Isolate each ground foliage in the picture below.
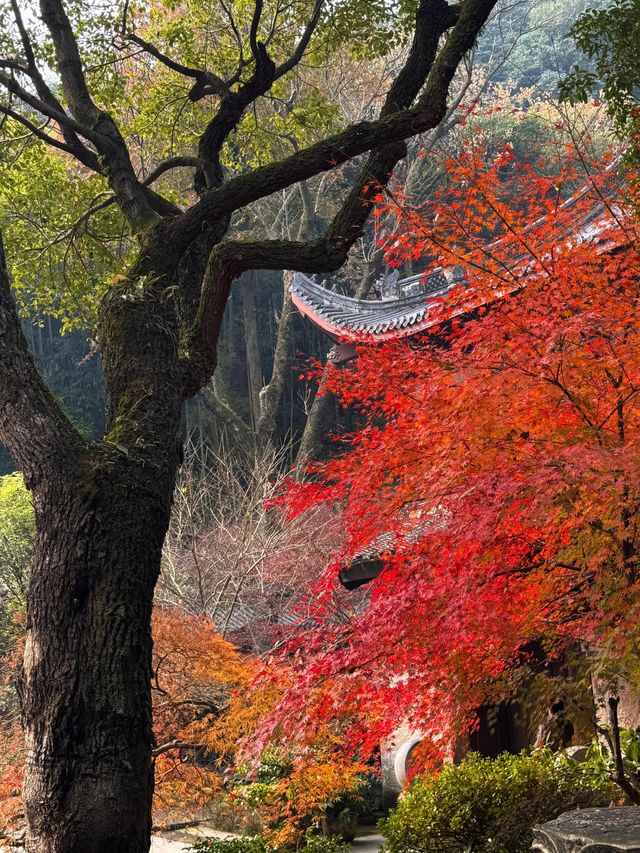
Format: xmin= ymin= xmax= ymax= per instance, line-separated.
xmin=266 ymin=137 xmax=640 ymax=764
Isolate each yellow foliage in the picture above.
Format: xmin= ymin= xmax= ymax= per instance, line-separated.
xmin=202 ymin=673 xmax=287 ymax=761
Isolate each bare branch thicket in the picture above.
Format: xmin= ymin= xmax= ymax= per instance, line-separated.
xmin=158 ymin=438 xmax=346 ymax=651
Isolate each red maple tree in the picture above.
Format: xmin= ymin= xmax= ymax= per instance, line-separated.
xmin=266 ymin=142 xmax=640 ymax=763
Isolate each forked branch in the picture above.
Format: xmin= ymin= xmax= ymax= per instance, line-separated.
xmin=172 ymin=0 xmax=497 ymax=245
xmin=182 ymin=0 xmax=494 ymax=388
xmin=35 ymin=0 xmax=166 ymax=228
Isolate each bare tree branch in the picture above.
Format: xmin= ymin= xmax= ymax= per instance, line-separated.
xmin=39 ymin=0 xmax=105 ymax=127
xmin=0 ymin=69 xmax=102 ymax=147
xmin=6 ymin=0 xmax=103 ymax=171
xmin=117 ymin=31 xmax=231 ymax=100
xmin=0 ymin=105 xmax=87 ymax=158
xmin=608 ymin=695 xmax=640 ymax=804
xmin=38 ymin=0 xmax=161 ymax=228
xmin=249 ymin=0 xmax=265 ymax=62
xmin=273 ymin=0 xmax=323 ymax=79
xmin=143 ymin=156 xmax=204 ymax=187
xmin=10 ymin=0 xmax=38 ymax=69
xmin=0 ymin=58 xmax=28 ymax=72
xmin=119 ymin=0 xmax=316 ymax=111
xmin=151 ymin=740 xmax=204 ymax=758
xmin=183 ymin=0 xmax=322 ymax=190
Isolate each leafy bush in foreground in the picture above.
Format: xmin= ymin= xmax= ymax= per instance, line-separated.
xmin=190 ymin=831 xmax=350 ymax=853
xmin=302 ymin=835 xmax=350 ymax=853
xmin=190 ymin=838 xmax=267 ymax=853
xmin=380 ymin=748 xmax=612 ymax=853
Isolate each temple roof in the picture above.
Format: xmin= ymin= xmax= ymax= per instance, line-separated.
xmin=290 ymin=165 xmax=623 ymax=346
xmin=290 ymin=266 xmax=467 ymax=342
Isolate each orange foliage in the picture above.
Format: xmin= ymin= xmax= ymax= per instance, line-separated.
xmin=0 ymin=729 xmax=23 ymax=831
xmin=151 ymin=607 xmax=254 ymax=818
xmin=265 ymin=758 xmax=366 ymax=849
xmin=150 ymin=606 xmax=362 ymax=842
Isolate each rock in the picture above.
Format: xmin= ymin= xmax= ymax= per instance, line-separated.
xmin=532 ymin=807 xmax=640 ymax=853
xmin=563 ymin=744 xmax=591 ymax=763
xmin=151 ymin=829 xmax=240 ymax=851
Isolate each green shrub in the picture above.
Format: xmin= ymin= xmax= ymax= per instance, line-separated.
xmin=0 ymin=472 xmax=33 ymax=676
xmin=256 ymin=750 xmax=293 ymax=784
xmin=190 ymin=838 xmax=267 ymax=853
xmin=586 ymin=727 xmax=640 ymax=793
xmin=380 ymin=748 xmax=613 ymax=853
xmin=325 ymin=770 xmax=384 ymax=824
xmin=302 ymin=835 xmax=350 ymax=853
xmin=235 ymin=781 xmax=278 ymax=808
xmin=0 ymin=472 xmax=33 ymax=608
xmin=189 ymin=832 xmax=350 ymax=853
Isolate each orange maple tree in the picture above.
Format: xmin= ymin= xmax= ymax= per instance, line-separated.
xmin=150 ymin=607 xmax=263 ymax=820
xmin=267 ymin=140 xmax=640 ymax=763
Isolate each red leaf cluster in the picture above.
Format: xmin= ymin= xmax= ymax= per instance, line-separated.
xmin=270 ymin=143 xmax=640 ymax=761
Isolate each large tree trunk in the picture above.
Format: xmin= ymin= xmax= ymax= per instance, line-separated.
xmin=22 ymin=453 xmax=177 ymax=852
xmin=1 ymin=229 xmax=185 ymax=851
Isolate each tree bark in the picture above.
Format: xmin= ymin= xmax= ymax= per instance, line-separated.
xmin=1 ymin=231 xmax=184 ymax=852
xmin=240 ymin=272 xmax=264 ymax=432
xmin=199 ymin=379 xmax=254 ymax=454
xmin=256 ymin=272 xmax=295 ymax=449
xmin=22 ymin=452 xmax=177 ymax=852
xmin=256 ymin=181 xmax=323 ymax=450
xmin=295 ymin=363 xmax=334 ymax=471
